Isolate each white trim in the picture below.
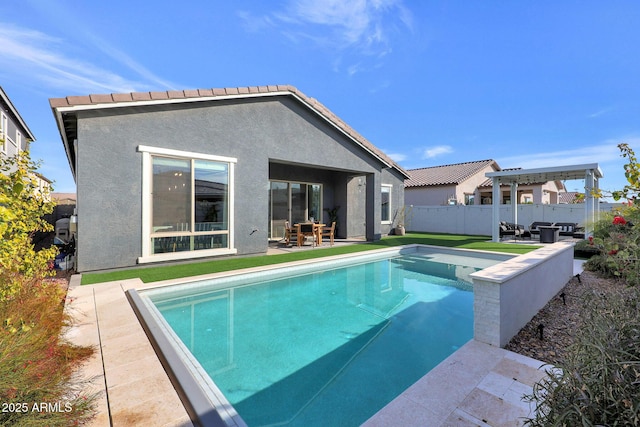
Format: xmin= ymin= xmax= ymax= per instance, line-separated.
xmin=141 ymin=151 xmax=152 ymax=257
xmin=228 ymin=162 xmax=235 ymax=250
xmin=55 ymin=92 xmax=291 ymax=114
xmin=0 ymin=112 xmax=6 ymax=154
xmin=381 ymin=184 xmax=393 ymax=224
xmin=137 ymin=145 xmax=237 ymax=164
xmin=138 ymin=248 xmax=238 ymax=264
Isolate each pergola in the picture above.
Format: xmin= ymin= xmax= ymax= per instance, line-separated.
xmin=486 ymin=163 xmax=604 ymax=242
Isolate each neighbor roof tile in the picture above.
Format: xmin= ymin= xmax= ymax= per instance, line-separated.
xmin=406 ymin=160 xmax=499 ymax=187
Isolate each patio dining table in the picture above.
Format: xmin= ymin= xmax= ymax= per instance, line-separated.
xmin=295 ymin=222 xmax=326 ymax=245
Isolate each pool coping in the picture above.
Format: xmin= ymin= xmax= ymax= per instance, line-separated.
xmin=66 ymin=245 xmax=554 ymax=426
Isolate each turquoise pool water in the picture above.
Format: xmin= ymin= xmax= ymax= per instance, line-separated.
xmin=148 ymin=250 xmax=501 ymax=426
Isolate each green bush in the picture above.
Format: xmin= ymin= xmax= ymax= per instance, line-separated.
xmin=585 ymin=206 xmax=640 ymax=286
xmin=0 ymin=151 xmax=57 ymax=300
xmin=524 ymin=287 xmax=640 ymax=426
xmin=584 ymin=143 xmax=640 ymax=286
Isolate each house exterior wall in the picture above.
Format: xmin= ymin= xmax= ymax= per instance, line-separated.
xmin=405 ymin=185 xmax=456 ymax=206
xmin=74 ymin=96 xmax=404 ymax=271
xmin=1 ymin=106 xmax=30 ymax=160
xmin=405 ymin=164 xmax=498 ymax=206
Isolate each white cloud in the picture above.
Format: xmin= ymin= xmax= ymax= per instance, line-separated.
xmin=0 ymin=23 xmax=174 ymax=94
xmin=422 ymin=145 xmax=453 ymax=159
xmin=588 ymin=106 xmax=614 ymax=118
xmin=239 ymin=0 xmax=413 ymax=73
xmin=495 ymin=143 xmax=626 ymax=170
xmin=384 ymin=151 xmax=407 ymax=162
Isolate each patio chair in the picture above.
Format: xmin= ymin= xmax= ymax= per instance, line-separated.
xmin=320 ymin=221 xmax=336 ymax=246
xmin=553 ymin=222 xmax=584 ymax=238
xmin=284 ymin=221 xmax=299 ymax=246
xmin=298 ymin=223 xmax=317 ymax=247
xmin=529 ymin=222 xmax=553 ymax=239
xmin=499 ymin=221 xmax=524 ymax=239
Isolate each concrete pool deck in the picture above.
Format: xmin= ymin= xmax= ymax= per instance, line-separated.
xmin=66 ymin=272 xmax=554 ymax=426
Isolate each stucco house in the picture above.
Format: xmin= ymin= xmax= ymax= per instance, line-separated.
xmin=1 ymin=86 xmax=34 ymax=161
xmin=1 ymin=86 xmax=52 ymax=198
xmin=0 ymin=86 xmax=36 ymax=157
xmin=405 ymin=160 xmax=500 ymax=206
xmin=405 ymin=159 xmax=566 ymax=206
xmin=50 ymin=85 xmax=408 ymax=272
xmin=476 ymin=172 xmax=565 ymax=205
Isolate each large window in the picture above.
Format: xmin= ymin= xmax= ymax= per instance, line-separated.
xmin=381 ymin=184 xmax=392 ymax=223
xmin=139 ymin=146 xmax=237 ymax=263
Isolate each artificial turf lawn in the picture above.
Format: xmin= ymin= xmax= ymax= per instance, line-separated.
xmin=80 ymin=232 xmax=539 ymax=285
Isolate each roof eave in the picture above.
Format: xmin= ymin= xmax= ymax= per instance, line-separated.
xmin=0 ymin=86 xmax=36 ymax=142
xmin=50 ymin=87 xmax=410 ymax=179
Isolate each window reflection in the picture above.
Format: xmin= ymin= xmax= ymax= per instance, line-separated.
xmin=151 ymin=156 xmax=230 ymax=254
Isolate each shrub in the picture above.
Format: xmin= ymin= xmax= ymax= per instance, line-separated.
xmin=0 ymin=151 xmax=96 ymax=424
xmin=584 ymin=143 xmax=640 ymax=286
xmin=0 ymin=151 xmax=57 ymax=300
xmin=0 ymin=275 xmax=96 ymax=426
xmin=585 ymin=206 xmax=640 ymax=286
xmin=524 ymin=287 xmax=640 ymax=426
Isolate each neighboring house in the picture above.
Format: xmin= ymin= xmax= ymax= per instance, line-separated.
xmin=477 ymin=172 xmax=565 ymax=204
xmin=1 ymin=86 xmax=35 ymax=161
xmin=558 ymin=191 xmax=583 ymax=204
xmin=1 ymin=86 xmax=52 ymax=194
xmin=405 ymin=160 xmax=500 ymax=206
xmin=50 ymin=85 xmax=408 ymax=272
xmin=405 ymin=160 xmax=566 ymax=206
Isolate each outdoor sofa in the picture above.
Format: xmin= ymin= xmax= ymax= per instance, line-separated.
xmin=499 ymin=221 xmax=525 ymax=239
xmin=528 ymin=222 xmax=553 ymax=239
xmin=528 ymin=221 xmax=585 ymax=240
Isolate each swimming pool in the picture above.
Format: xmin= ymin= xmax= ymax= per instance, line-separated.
xmin=129 ymin=246 xmax=512 ymax=426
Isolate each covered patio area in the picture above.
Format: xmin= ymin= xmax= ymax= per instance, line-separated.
xmin=486 ymin=163 xmax=604 ymax=242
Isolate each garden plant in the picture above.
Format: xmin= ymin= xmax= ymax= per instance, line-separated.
xmin=525 ymin=143 xmax=640 ymax=426
xmin=0 ymin=151 xmax=96 ymax=426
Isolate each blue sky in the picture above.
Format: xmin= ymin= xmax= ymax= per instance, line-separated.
xmin=1 ymin=1 xmax=639 ymax=195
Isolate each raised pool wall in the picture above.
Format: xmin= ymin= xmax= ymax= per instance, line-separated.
xmin=470 ymin=241 xmax=575 ymax=347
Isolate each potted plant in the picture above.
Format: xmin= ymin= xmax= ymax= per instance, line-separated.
xmin=394 ymin=206 xmax=407 ymax=236
xmin=324 ymin=206 xmax=340 ymax=236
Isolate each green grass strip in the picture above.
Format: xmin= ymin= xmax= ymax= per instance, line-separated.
xmin=80 ymin=233 xmax=539 ymax=285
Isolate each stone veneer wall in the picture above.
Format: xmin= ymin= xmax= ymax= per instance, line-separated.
xmin=471 ymin=242 xmax=575 ymax=347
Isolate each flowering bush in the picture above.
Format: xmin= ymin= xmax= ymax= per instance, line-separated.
xmin=584 ymin=145 xmax=640 ymax=285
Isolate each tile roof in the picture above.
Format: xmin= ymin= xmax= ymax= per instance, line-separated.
xmin=405 ymin=159 xmax=498 ymax=187
xmin=559 ymin=191 xmax=583 ymax=203
xmin=50 ymin=85 xmax=408 ymax=179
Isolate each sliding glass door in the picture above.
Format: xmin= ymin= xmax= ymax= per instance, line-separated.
xmin=269 ymin=181 xmax=322 ymax=239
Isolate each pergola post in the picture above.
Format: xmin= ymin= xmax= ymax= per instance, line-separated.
xmin=585 ymin=169 xmax=596 ymax=237
xmin=492 ymin=177 xmax=501 ymax=242
xmin=510 ymin=182 xmax=518 ymax=228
